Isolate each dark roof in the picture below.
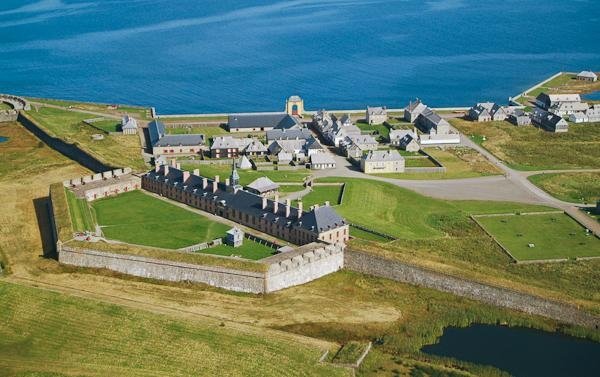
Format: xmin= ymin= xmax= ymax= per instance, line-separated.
xmin=154 ymin=134 xmax=204 ymax=147
xmin=266 ymin=128 xmax=312 ymax=141
xmin=148 ymin=120 xmax=166 ymax=145
xmin=227 ymin=113 xmax=301 ymax=130
xmin=146 ymin=166 xmax=346 ymax=235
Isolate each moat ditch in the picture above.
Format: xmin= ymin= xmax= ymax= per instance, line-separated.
xmin=421 ymin=323 xmax=600 ymax=377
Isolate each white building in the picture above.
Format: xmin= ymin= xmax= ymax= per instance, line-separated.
xmin=310 ymin=153 xmax=336 ymax=170
xmin=360 ymin=150 xmax=405 ymax=174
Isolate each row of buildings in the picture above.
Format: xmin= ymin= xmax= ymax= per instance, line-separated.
xmin=142 ymin=162 xmax=349 ymax=246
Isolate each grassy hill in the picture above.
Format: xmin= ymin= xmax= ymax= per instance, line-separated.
xmin=0 ymin=281 xmax=347 ymax=377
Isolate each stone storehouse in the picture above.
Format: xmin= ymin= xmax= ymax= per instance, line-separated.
xmin=340 ymin=134 xmax=378 ymax=158
xmin=532 ymin=108 xmax=569 ymax=133
xmin=64 ymin=168 xmax=140 ymax=201
xmin=266 ymin=128 xmax=312 ymax=142
xmin=468 ymin=102 xmax=508 ymax=122
xmin=227 ymin=113 xmax=302 ymax=132
xmin=225 ymin=227 xmax=244 ymax=247
xmin=142 ymin=163 xmax=349 ymax=246
xmin=508 ymin=109 xmax=532 ymax=126
xmin=576 ymin=71 xmax=598 ymax=82
xmin=310 ymin=153 xmax=336 ymax=170
xmin=360 ymin=150 xmax=405 ymax=174
xmin=535 ymin=93 xmax=584 ymax=112
xmin=211 ymin=136 xmax=267 ymax=158
xmin=404 ymin=100 xmax=428 ymax=123
xmin=121 ymin=115 xmax=138 ymax=135
xmin=148 ymin=120 xmax=205 ymax=158
xmin=569 ymin=105 xmax=600 ymax=123
xmin=389 ymin=129 xmax=420 ymax=152
xmin=366 ymin=106 xmax=388 ymax=125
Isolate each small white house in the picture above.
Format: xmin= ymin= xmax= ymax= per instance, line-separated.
xmin=576 ymin=71 xmax=598 ymax=82
xmin=310 ymin=153 xmax=336 ymax=170
xmin=121 ymin=115 xmax=138 ymax=135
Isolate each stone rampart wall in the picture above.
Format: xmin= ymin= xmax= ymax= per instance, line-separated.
xmin=0 ymin=111 xmax=18 ymax=122
xmin=265 ymin=244 xmax=344 ymax=292
xmin=59 ymin=245 xmax=267 ymax=293
xmin=344 ymin=249 xmax=599 ymax=328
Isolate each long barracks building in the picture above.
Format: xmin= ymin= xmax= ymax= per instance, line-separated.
xmin=142 ymin=163 xmax=349 ymax=246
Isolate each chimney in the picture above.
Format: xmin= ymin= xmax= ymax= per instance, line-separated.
xmin=176 ymin=162 xmax=181 ymax=170
xmin=183 ymin=171 xmax=190 ymax=181
xmin=155 ymin=163 xmax=160 ymax=173
xmin=225 ymin=178 xmax=230 ymax=186
xmin=262 ymin=196 xmax=267 ymax=210
xmin=193 ymin=168 xmax=200 ymax=176
xmin=202 ymin=177 xmax=208 ymax=189
xmin=273 ymin=193 xmax=279 ymax=214
xmin=285 ymin=199 xmax=291 ymax=218
xmin=171 ymin=159 xmax=177 ymax=168
xmin=297 ymin=200 xmax=303 ymax=219
xmin=213 ymin=175 xmax=219 ymax=193
xmin=324 ymin=201 xmax=330 ymax=206
xmin=164 ymin=165 xmax=169 ymax=175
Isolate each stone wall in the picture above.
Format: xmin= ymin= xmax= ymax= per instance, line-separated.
xmin=345 ymin=249 xmax=600 ymax=328
xmin=264 ymin=244 xmax=344 ymax=292
xmin=57 ymin=241 xmax=344 ymax=294
xmin=59 ymin=245 xmax=267 ymax=293
xmin=0 ymin=111 xmax=18 ymax=122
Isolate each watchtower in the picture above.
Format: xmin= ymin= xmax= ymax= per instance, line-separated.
xmin=286 ymin=95 xmax=304 ymax=117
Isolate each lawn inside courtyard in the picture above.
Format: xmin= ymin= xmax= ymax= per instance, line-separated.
xmin=475 ymin=213 xmax=600 ymax=261
xmin=90 ymin=190 xmax=275 ymax=259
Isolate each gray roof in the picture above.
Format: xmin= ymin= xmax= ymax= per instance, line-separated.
xmin=306 ymin=137 xmax=324 ymax=150
xmin=211 ymin=136 xmax=252 ymax=150
xmin=577 ymin=71 xmax=597 ymax=78
xmin=266 ymin=128 xmax=312 ymax=141
xmin=148 ymin=120 xmax=166 ymax=145
xmin=121 ymin=115 xmax=137 ymax=130
xmin=367 ymin=106 xmax=387 ymax=115
xmin=146 ymin=166 xmax=346 ymax=235
xmin=228 ymin=113 xmax=301 ymax=130
xmin=154 ymin=134 xmax=204 ymax=147
xmin=247 ymin=177 xmax=279 ymax=193
xmin=363 ymin=150 xmax=403 ymax=162
xmin=310 ymin=153 xmax=336 ymax=164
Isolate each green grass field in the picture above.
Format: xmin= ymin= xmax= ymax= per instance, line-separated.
xmin=27 ymin=97 xmax=151 ymax=119
xmin=450 ymin=118 xmax=600 ymax=170
xmin=93 ymin=191 xmax=229 ymax=249
xmin=528 ymin=172 xmax=600 ymax=204
xmin=181 ymin=163 xmax=311 ymax=185
xmin=65 ymin=189 xmax=95 ymax=232
xmin=475 ymin=213 xmax=600 ymax=261
xmin=91 ymin=190 xmax=275 ymax=259
xmin=317 ymin=178 xmax=552 ymax=240
xmin=302 ymin=185 xmax=343 ymax=207
xmin=90 ymin=119 xmax=121 ymax=133
xmin=405 ymin=157 xmax=438 ymax=168
xmin=0 ymin=281 xmax=346 ymax=377
xmin=24 ymin=107 xmax=146 ymax=171
xmin=356 ymin=121 xmax=390 ymax=142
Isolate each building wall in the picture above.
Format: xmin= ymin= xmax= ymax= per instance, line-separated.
xmin=153 ymin=145 xmax=202 ymax=157
xmin=361 ymin=159 xmax=405 ymax=174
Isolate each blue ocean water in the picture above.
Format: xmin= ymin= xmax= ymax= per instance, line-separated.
xmin=0 ymin=0 xmax=599 ymax=114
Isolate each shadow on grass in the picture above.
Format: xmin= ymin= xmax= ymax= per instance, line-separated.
xmin=33 ymin=196 xmax=57 ymax=260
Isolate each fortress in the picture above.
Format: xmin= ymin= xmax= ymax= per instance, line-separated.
xmin=51 ymin=162 xmax=349 ymax=293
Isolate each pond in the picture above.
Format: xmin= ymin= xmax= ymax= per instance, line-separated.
xmin=421 ymin=324 xmax=600 ymax=377
xmin=584 ymin=91 xmax=600 ymax=101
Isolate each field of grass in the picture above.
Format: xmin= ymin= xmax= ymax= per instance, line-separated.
xmin=528 ymin=172 xmax=600 ymax=204
xmin=476 ymin=213 xmax=600 ymax=261
xmin=405 ymin=157 xmax=438 ymax=168
xmin=317 ymin=178 xmax=551 ymax=240
xmin=90 ymin=119 xmax=121 ymax=133
xmin=375 ymin=147 xmax=501 ymax=180
xmin=0 ymin=102 xmax=13 ymax=110
xmin=181 ymin=163 xmax=311 ymax=185
xmin=332 ymin=341 xmax=369 ymax=364
xmin=24 ymin=107 xmax=146 ymax=171
xmin=278 ymin=184 xmax=304 ymax=193
xmin=450 ymin=118 xmax=600 ymax=170
xmin=93 ymin=190 xmax=230 ymax=249
xmin=356 ymin=121 xmax=390 ymax=142
xmin=302 ymin=185 xmax=343 ymax=207
xmin=65 ymin=189 xmax=95 ymax=232
xmin=523 ymin=73 xmax=600 ymax=100
xmin=27 ymin=97 xmax=151 ymax=120
xmin=0 ymin=281 xmax=347 ymax=377
xmin=349 ymin=226 xmax=392 ymax=242
xmin=202 ymin=238 xmax=276 ymax=260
